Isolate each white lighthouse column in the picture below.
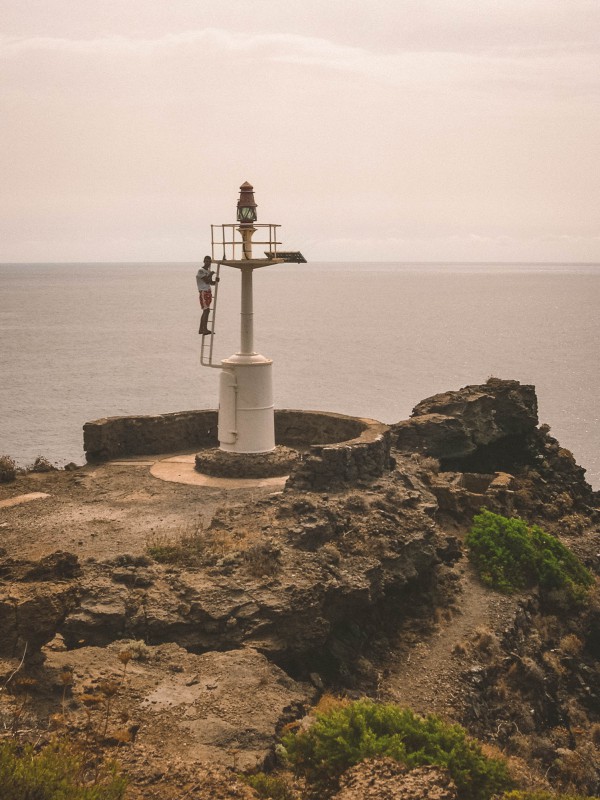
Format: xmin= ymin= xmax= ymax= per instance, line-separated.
xmin=214 ymin=182 xmax=278 ymax=453
xmin=240 ymin=266 xmax=255 ymax=355
xmin=217 ymin=241 xmax=275 ymax=453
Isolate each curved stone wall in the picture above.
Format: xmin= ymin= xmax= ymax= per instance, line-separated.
xmin=284 ymin=416 xmax=392 ymax=491
xmin=83 ymin=409 xmax=391 ymax=489
xmin=275 ymin=409 xmax=366 ymax=446
xmin=83 ymin=410 xmax=219 ymax=462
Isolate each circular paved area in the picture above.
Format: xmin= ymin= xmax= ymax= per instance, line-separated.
xmin=149 ymin=453 xmax=289 ymax=490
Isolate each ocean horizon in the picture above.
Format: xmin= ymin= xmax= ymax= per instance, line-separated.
xmin=1 ymin=260 xmax=598 ymax=487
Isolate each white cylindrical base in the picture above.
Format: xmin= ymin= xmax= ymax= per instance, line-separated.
xmin=218 ymin=354 xmax=275 ymax=453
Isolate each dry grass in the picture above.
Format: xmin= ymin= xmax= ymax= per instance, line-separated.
xmin=452 ymin=641 xmax=469 ymax=656
xmin=472 ymin=627 xmax=501 ymax=659
xmin=558 ymin=634 xmax=584 ymax=658
xmin=344 ymin=493 xmax=371 ymax=513
xmin=589 ymin=723 xmax=600 ymax=747
xmin=541 ymin=650 xmax=566 ymax=677
xmin=29 ymin=455 xmax=56 ymax=473
xmin=147 ymin=520 xmax=284 ymax=576
xmin=146 ymin=523 xmax=237 ymax=567
xmin=241 ymin=540 xmax=281 ymax=578
xmin=554 ymin=742 xmax=599 ymax=795
xmin=409 ymin=453 xmax=441 ymax=474
xmin=312 ymin=693 xmax=351 ymax=716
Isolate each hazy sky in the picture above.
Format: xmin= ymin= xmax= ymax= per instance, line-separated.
xmin=2 ymin=0 xmax=599 ymax=262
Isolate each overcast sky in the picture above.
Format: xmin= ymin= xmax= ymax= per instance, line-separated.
xmin=2 ymin=0 xmax=599 ymax=262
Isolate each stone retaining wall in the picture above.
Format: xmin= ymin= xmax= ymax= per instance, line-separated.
xmin=83 ymin=410 xmax=219 ymax=462
xmin=83 ymin=409 xmax=391 ymax=489
xmin=275 ymin=409 xmax=366 ymax=446
xmin=285 ymin=418 xmax=392 ymax=491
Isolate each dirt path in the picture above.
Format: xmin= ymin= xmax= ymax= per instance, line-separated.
xmin=380 ymin=560 xmax=517 ymax=720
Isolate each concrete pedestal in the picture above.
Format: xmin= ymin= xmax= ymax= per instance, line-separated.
xmin=217 ymin=353 xmax=275 ymax=453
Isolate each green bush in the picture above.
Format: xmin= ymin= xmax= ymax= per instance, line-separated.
xmin=466 ymin=510 xmax=592 ymax=598
xmin=282 ymin=699 xmax=511 ymax=800
xmin=0 ymin=738 xmax=127 ymax=799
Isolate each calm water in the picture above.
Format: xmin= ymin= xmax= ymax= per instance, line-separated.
xmin=0 ymin=262 xmax=598 ymax=488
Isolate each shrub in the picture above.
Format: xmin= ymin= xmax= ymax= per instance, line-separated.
xmin=282 ymin=699 xmax=511 ymax=800
xmin=29 ymin=455 xmax=56 ymax=473
xmin=0 ymin=454 xmax=17 ymax=483
xmin=147 ymin=525 xmax=223 ymax=567
xmin=244 ymin=772 xmax=296 ymax=800
xmin=558 ymin=634 xmax=584 ymax=657
xmin=0 ymin=738 xmax=127 ymax=799
xmin=242 ymin=540 xmax=281 ymax=577
xmin=465 ymin=510 xmax=592 ymax=599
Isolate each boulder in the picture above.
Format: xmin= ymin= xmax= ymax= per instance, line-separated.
xmin=0 ymin=553 xmax=80 ymax=659
xmin=393 ymin=378 xmax=538 ymax=461
xmin=0 ymin=584 xmax=79 ymax=659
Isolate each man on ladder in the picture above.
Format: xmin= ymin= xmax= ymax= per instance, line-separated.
xmin=196 ymin=255 xmax=219 ymax=335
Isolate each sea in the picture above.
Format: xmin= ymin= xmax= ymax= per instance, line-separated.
xmin=0 ymin=261 xmax=598 ymax=488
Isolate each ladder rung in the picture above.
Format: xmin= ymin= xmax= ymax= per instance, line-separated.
xmin=199 ymin=263 xmax=220 ymax=367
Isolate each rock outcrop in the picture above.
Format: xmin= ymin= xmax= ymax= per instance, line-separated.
xmin=0 ymin=552 xmax=80 ymax=660
xmin=3 ymin=377 xmax=599 ymax=798
xmin=392 ymin=378 xmax=597 ymax=518
xmin=393 ymin=378 xmax=538 ymax=464
xmin=61 ymin=488 xmax=439 ymax=676
xmin=460 ymin=592 xmax=600 ymax=796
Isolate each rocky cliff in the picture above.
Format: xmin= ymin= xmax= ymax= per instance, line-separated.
xmin=1 ymin=378 xmax=598 ymax=799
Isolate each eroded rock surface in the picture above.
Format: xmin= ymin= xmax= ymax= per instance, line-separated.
xmin=0 ymin=552 xmax=80 ymax=659
xmin=43 ymin=641 xmax=314 ymax=772
xmin=333 ymin=759 xmax=458 ymax=800
xmin=393 ymin=378 xmax=538 ymax=462
xmin=61 ymin=485 xmax=440 ymax=673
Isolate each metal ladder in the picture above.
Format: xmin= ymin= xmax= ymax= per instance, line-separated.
xmin=200 ymin=262 xmax=222 ymax=368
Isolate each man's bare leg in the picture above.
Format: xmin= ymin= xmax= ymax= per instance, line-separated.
xmin=199 ymin=308 xmax=212 ymax=335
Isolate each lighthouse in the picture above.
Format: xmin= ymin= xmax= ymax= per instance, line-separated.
xmin=199 ymin=182 xmax=305 ymax=455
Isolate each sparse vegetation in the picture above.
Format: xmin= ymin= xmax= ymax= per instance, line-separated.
xmin=243 ymin=772 xmax=297 ymax=800
xmin=409 ymin=452 xmax=441 ymax=474
xmin=146 ymin=524 xmax=231 ymax=567
xmin=242 ymin=540 xmax=281 ymax=577
xmin=29 ymin=455 xmax=56 ymax=473
xmin=558 ymin=634 xmax=584 ymax=657
xmin=0 ymin=738 xmax=127 ymax=799
xmin=0 ymin=454 xmax=17 ymax=483
xmin=466 ymin=510 xmax=592 ymax=600
xmin=282 ymin=698 xmax=512 ymax=800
